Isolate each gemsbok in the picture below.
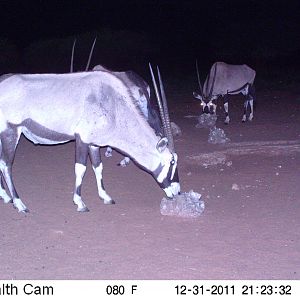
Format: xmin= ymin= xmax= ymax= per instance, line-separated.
xmin=193 ymin=61 xmax=256 ymax=124
xmin=0 ymin=63 xmax=180 ymax=213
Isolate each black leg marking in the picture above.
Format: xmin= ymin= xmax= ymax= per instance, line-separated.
xmin=249 ymin=84 xmax=256 ymax=102
xmin=75 ymin=135 xmax=89 ymax=166
xmin=89 ymin=145 xmax=114 ymax=204
xmin=88 ymin=145 xmax=101 ymax=168
xmin=73 ymin=135 xmax=89 ymax=212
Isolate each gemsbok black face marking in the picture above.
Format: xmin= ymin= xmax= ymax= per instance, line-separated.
xmin=0 ymin=47 xmax=180 ymax=213
xmin=193 ymin=61 xmax=256 ymax=124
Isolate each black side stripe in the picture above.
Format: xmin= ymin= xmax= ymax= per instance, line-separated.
xmin=226 ymin=83 xmax=250 ymax=95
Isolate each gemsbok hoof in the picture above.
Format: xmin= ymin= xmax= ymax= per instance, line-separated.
xmin=118 ymin=157 xmax=130 ymax=167
xmin=105 ymin=147 xmax=113 ymax=158
xmin=104 ymin=199 xmax=115 ymax=205
xmin=77 ymin=206 xmax=89 ymax=212
xmin=3 ymin=198 xmax=13 ymax=204
xmin=13 ymin=198 xmax=29 ymax=213
xmin=15 ymin=206 xmax=29 ymax=213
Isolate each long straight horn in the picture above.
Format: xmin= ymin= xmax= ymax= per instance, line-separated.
xmin=149 ymin=63 xmax=168 ymax=138
xmin=196 ymin=60 xmax=204 ymax=97
xmin=208 ymin=63 xmax=217 ymax=99
xmin=85 ymin=36 xmax=97 ymax=71
xmin=70 ymin=38 xmax=77 ymax=73
xmin=157 ymin=66 xmax=174 ymax=152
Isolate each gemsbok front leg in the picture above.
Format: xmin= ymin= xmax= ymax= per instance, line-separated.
xmin=223 ymin=94 xmax=230 ymax=124
xmin=0 ymin=127 xmax=28 ymax=212
xmin=73 ymin=135 xmax=89 ymax=212
xmin=88 ymin=145 xmax=115 ymax=204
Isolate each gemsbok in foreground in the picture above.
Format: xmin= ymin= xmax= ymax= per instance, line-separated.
xmin=193 ymin=61 xmax=256 ymax=124
xmin=0 ymin=65 xmax=180 ymax=213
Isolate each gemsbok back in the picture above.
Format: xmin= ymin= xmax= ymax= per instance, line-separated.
xmin=0 ymin=65 xmax=180 ymax=213
xmin=193 ymin=61 xmax=256 ymax=124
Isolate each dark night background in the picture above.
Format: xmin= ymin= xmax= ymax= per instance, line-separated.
xmin=0 ymin=0 xmax=299 ymax=85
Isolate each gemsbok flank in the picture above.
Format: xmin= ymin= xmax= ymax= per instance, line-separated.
xmin=71 ymin=37 xmax=162 ymax=166
xmin=0 ymin=63 xmax=180 ymax=213
xmin=193 ymin=61 xmax=256 ymax=124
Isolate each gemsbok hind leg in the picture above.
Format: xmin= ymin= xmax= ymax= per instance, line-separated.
xmin=88 ymin=145 xmax=115 ymax=204
xmin=242 ymin=98 xmax=254 ymax=122
xmin=73 ymin=135 xmax=89 ymax=212
xmin=242 ymin=84 xmax=255 ymax=122
xmin=242 ymin=100 xmax=248 ymax=122
xmin=0 ymin=128 xmax=28 ymax=212
xmin=248 ymin=84 xmax=255 ymax=121
xmin=0 ymin=174 xmax=11 ymax=204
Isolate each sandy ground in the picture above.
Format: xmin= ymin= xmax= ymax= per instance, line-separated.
xmin=0 ymin=87 xmax=299 ymax=280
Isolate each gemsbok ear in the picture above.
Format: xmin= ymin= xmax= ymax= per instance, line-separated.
xmin=193 ymin=92 xmax=202 ymax=100
xmin=156 ymin=137 xmax=168 ymax=152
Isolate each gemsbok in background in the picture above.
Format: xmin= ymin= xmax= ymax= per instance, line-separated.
xmin=193 ymin=61 xmax=256 ymax=124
